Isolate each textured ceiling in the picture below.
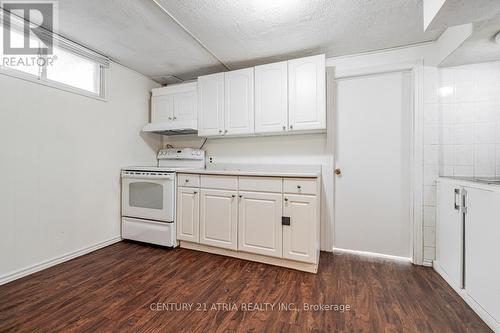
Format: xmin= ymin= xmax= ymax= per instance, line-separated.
xmin=56 ymin=0 xmax=226 ymax=83
xmin=55 ymin=0 xmax=444 ymax=82
xmin=440 ymin=16 xmax=500 ymax=67
xmin=155 ymin=0 xmax=443 ymax=69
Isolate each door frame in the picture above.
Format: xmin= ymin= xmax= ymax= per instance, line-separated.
xmin=330 ymin=61 xmax=424 ymax=265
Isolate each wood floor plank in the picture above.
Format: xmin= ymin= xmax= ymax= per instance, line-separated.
xmin=0 ymin=241 xmax=493 ymax=333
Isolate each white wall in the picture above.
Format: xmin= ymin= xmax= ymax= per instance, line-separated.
xmin=163 ymin=134 xmax=334 ymax=251
xmin=0 ymin=63 xmax=161 ymax=283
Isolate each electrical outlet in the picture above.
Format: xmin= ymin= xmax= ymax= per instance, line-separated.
xmin=209 ymin=157 xmax=214 ymax=163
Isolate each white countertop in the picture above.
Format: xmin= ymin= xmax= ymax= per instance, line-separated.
xmin=438 ymin=176 xmax=500 ymax=191
xmin=178 ymin=163 xmax=322 ymax=178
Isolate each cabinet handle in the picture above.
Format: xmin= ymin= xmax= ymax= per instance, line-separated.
xmin=232 ymin=194 xmax=236 ymax=198
xmin=297 ymin=185 xmax=301 ymax=189
xmin=290 ymin=125 xmax=293 ymax=130
xmin=282 ymin=126 xmax=286 ymax=131
xmin=284 ymin=198 xmax=288 ymax=202
xmin=185 ymin=179 xmax=189 ymax=182
xmin=219 ymin=129 xmax=222 ymax=134
xmin=454 ymin=189 xmax=460 ymax=210
xmin=193 ymin=191 xmax=198 ymax=195
xmin=239 ymin=195 xmax=243 ymax=198
xmin=173 ymin=116 xmax=177 ymax=120
xmin=224 ymin=129 xmax=228 ymax=134
xmin=168 ymin=116 xmax=172 ymax=120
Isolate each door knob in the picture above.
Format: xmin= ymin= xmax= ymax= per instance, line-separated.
xmin=335 ymin=168 xmax=342 ymax=176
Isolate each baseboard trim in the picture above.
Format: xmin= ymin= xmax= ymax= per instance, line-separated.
xmin=0 ymin=236 xmax=122 ymax=286
xmin=333 ymin=247 xmax=412 ymax=263
xmin=422 ymin=259 xmax=433 ymax=267
xmin=433 ymin=260 xmax=500 ymax=332
xmin=180 ymin=241 xmax=318 ymax=273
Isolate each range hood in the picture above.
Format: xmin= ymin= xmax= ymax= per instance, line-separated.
xmin=142 ymin=121 xmax=197 ymax=136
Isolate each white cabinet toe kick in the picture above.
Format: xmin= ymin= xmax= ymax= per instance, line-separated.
xmin=176 ymin=174 xmax=321 ymax=273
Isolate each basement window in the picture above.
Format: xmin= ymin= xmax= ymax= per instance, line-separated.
xmin=0 ymin=18 xmax=109 ymax=99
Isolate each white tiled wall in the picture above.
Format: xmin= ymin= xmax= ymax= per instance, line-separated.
xmin=422 ymin=61 xmax=500 ymax=263
xmin=439 ymin=62 xmax=500 ymax=177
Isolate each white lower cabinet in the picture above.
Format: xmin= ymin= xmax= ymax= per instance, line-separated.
xmin=176 ymin=174 xmax=321 ymax=272
xmin=283 ymin=194 xmax=317 ymax=263
xmin=199 ymin=189 xmax=238 ymax=250
xmin=465 ymin=187 xmax=500 ymax=327
xmin=238 ymin=191 xmax=282 ymax=258
xmin=436 ymin=181 xmax=464 ymax=289
xmin=436 ymin=178 xmax=500 ymax=332
xmin=176 ymin=187 xmax=200 ymax=243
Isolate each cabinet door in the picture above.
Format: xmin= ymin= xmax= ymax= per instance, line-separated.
xmin=197 ymin=73 xmax=224 ymax=136
xmin=283 ymin=194 xmax=317 ymax=263
xmin=238 ymin=191 xmax=282 ymax=258
xmin=254 ymin=61 xmax=288 ymax=134
xmin=465 ymin=187 xmax=500 ymax=324
xmin=199 ymin=189 xmax=237 ymax=250
xmin=288 ymin=54 xmax=326 ymax=131
xmin=176 ymin=187 xmax=199 ymax=243
xmin=173 ymin=91 xmax=197 ymax=122
xmin=224 ymin=68 xmax=254 ymax=136
xmin=151 ymin=95 xmax=174 ymax=123
xmin=436 ymin=181 xmax=464 ymax=289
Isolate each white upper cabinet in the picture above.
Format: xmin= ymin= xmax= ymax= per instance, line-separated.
xmin=198 ymin=73 xmax=224 ymax=137
xmin=254 ymin=61 xmax=288 ymax=134
xmin=173 ymin=91 xmax=197 ymax=122
xmin=224 ymin=68 xmax=255 ymax=136
xmin=151 ymin=94 xmax=174 ymax=123
xmin=288 ymin=54 xmax=326 ymax=131
xmin=196 ymin=54 xmax=325 ymax=138
xmin=146 ymin=82 xmax=198 ymax=134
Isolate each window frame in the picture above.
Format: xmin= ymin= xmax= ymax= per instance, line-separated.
xmin=1 ymin=28 xmax=107 ymax=101
xmin=0 ymin=57 xmax=107 ymax=101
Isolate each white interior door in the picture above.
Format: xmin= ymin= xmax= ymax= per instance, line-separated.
xmin=334 ymin=71 xmax=412 ymax=258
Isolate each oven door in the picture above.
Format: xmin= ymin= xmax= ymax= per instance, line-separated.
xmin=122 ymin=171 xmax=175 ymax=222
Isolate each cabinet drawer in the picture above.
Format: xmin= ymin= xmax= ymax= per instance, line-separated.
xmin=201 ymin=175 xmax=238 ymax=190
xmin=178 ymin=174 xmax=200 ymax=187
xmin=239 ymin=176 xmax=282 ymax=193
xmin=283 ymin=178 xmax=317 ymax=195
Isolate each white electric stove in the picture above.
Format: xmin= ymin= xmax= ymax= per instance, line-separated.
xmin=121 ymin=148 xmax=205 ymax=247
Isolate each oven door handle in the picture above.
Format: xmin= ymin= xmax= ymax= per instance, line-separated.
xmin=122 ymin=173 xmax=174 ymax=180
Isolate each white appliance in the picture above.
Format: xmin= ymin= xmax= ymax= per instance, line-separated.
xmin=121 ymin=148 xmax=205 ymax=246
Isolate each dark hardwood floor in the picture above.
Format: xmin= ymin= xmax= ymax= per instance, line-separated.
xmin=0 ymin=241 xmax=492 ymax=333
